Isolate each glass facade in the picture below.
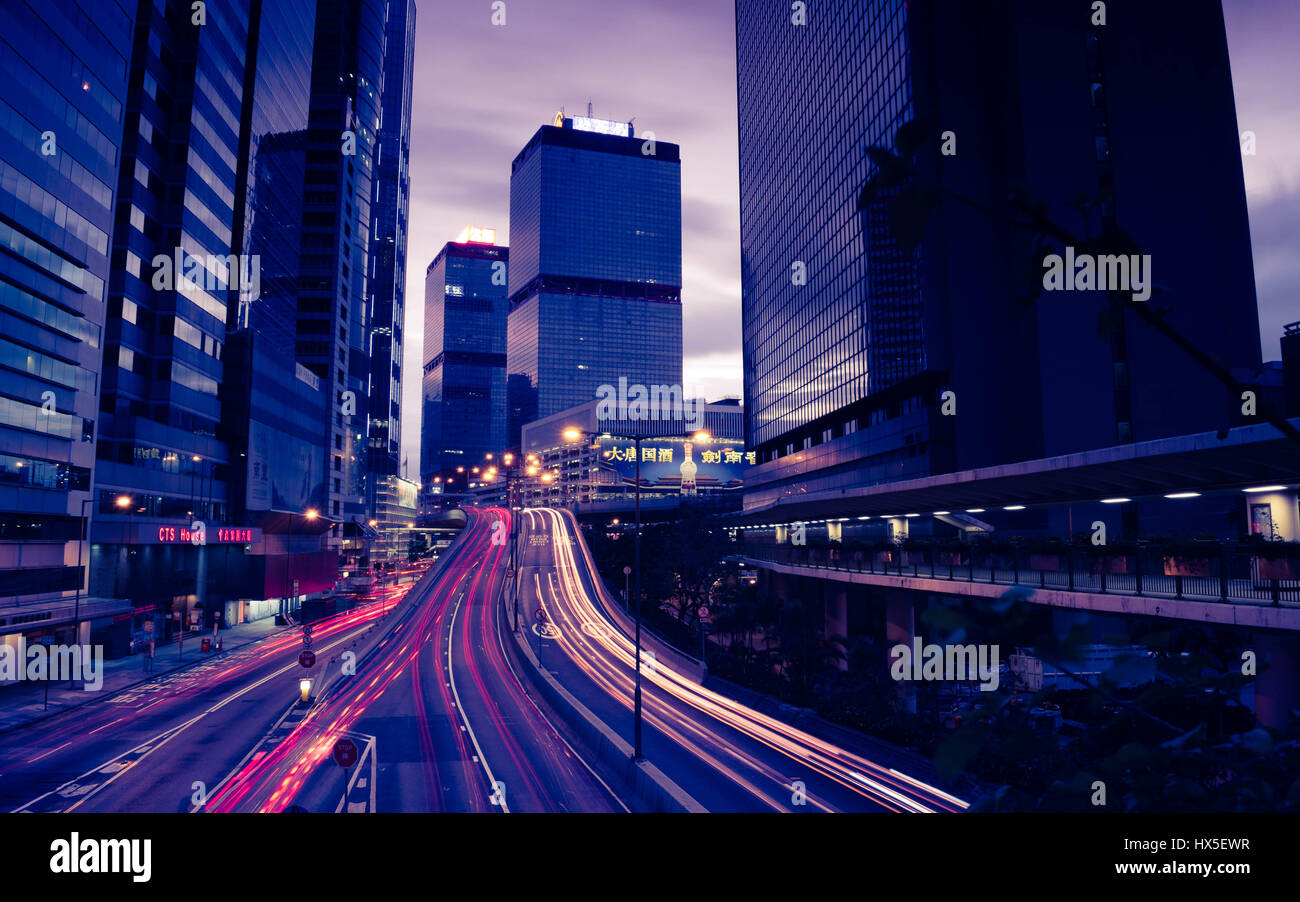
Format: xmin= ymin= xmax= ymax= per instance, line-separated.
xmin=365 ymin=0 xmax=415 ymax=501
xmin=225 ymin=0 xmax=322 ymax=523
xmin=299 ymin=0 xmax=387 ymax=529
xmin=0 ymin=0 xmax=133 ymax=606
xmin=422 ymin=241 xmax=508 ymax=497
xmin=738 ymin=0 xmax=917 ymax=451
xmin=506 ymin=122 xmax=684 ymax=444
xmin=93 ymin=0 xmax=255 ymax=555
xmin=737 ymin=0 xmax=1264 ymax=517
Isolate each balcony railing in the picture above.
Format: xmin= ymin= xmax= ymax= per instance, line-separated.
xmin=737 ymin=541 xmax=1300 ymax=606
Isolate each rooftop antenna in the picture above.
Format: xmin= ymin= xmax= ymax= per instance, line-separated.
xmin=587 ymin=99 xmax=593 ymax=118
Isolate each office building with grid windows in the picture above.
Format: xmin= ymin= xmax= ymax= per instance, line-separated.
xmin=0 ymin=0 xmax=134 ymax=632
xmin=736 ymin=0 xmax=1262 ymax=531
xmin=422 ymin=232 xmax=509 ymax=512
xmin=506 ymin=114 xmax=684 ymax=447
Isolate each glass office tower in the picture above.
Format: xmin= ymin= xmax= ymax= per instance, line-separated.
xmin=736 ymin=0 xmax=1261 ymax=512
xmin=90 ymin=0 xmax=253 ymax=615
xmin=506 ymin=115 xmax=684 ymax=445
xmin=365 ymin=0 xmax=416 ymax=509
xmin=299 ymin=0 xmax=387 ymax=534
xmin=422 ymin=233 xmax=508 ymax=509
xmin=89 ymin=0 xmax=331 ymax=631
xmin=0 ymin=0 xmax=133 ymax=629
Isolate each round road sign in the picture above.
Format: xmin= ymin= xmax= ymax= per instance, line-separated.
xmin=299 ymin=650 xmax=316 ymax=668
xmin=333 ymin=738 xmax=359 ymax=768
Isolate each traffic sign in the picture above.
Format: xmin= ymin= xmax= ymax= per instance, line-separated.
xmin=698 ymin=606 xmax=710 ymax=622
xmin=299 ymin=650 xmax=316 ymax=669
xmin=622 ymin=566 xmax=632 ymax=575
xmin=332 ymin=738 xmax=358 ymax=768
xmin=534 ymin=607 xmax=548 ymax=623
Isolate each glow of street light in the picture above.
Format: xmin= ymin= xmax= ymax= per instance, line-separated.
xmin=563 ymin=428 xmax=582 ymax=442
xmin=693 ymin=431 xmax=711 ymax=443
xmin=305 ymin=509 xmax=319 ymax=520
xmin=368 ymin=519 xmax=378 ymax=527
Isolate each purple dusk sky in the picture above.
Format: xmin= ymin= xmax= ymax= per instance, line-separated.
xmin=399 ymin=0 xmax=1299 ymax=478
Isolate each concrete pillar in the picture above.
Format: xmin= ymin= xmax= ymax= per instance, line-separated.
xmin=883 ymin=589 xmax=917 ymax=713
xmin=1253 ymin=631 xmax=1300 ymax=729
xmin=823 ymin=582 xmax=848 ymax=671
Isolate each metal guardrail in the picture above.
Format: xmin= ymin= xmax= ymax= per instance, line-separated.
xmin=737 ymin=543 xmax=1300 ymax=606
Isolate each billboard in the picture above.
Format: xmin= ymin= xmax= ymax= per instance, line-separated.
xmin=393 ymin=477 xmax=418 ymax=513
xmin=596 ymin=437 xmax=753 ymax=493
xmin=246 ymin=420 xmax=325 ymax=513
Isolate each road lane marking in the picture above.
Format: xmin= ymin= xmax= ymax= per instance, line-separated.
xmin=14 ymin=623 xmax=373 ymax=814
xmin=446 ymin=587 xmax=507 ymax=812
xmin=26 ymin=742 xmax=70 ymax=764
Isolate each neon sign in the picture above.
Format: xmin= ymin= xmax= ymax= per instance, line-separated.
xmin=156 ymin=526 xmax=254 ymax=544
xmin=571 ymin=116 xmax=630 ymax=138
xmin=456 ymin=226 xmax=496 ymax=245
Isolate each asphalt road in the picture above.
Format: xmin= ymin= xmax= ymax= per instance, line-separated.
xmin=512 ymin=507 xmax=967 ymax=813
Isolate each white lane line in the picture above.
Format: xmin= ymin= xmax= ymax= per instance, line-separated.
xmin=446 ymin=587 xmax=508 ymax=813
xmin=16 ymin=623 xmax=372 ymax=814
xmin=26 ymin=742 xmax=71 ymax=764
xmin=493 ymin=572 xmax=630 ymax=813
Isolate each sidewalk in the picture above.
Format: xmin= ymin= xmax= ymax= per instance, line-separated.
xmin=0 ymin=617 xmax=291 ymax=734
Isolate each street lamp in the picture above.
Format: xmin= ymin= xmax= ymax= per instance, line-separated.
xmin=72 ymin=493 xmax=128 ymax=680
xmin=564 ymin=424 xmax=655 ymax=759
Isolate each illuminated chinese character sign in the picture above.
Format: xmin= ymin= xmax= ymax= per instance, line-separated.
xmin=596 ymin=437 xmax=753 ymax=494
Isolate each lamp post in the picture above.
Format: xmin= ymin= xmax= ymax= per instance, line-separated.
xmin=70 ymin=494 xmax=128 ymax=685
xmin=73 ymin=496 xmax=92 ymax=652
xmin=563 ymin=426 xmax=709 ymax=759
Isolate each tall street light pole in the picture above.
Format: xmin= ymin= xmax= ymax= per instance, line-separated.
xmin=563 ymin=425 xmax=712 ymax=760
xmin=632 ymin=433 xmax=642 ymax=759
xmin=562 ymin=428 xmax=686 ymax=760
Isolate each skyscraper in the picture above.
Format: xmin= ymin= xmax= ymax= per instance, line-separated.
xmin=298 ymin=0 xmax=387 ymax=535
xmin=506 ymin=113 xmax=684 ymax=446
xmin=86 ymin=0 xmax=334 ymax=634
xmin=0 ymin=0 xmax=134 ymax=635
xmin=422 ymin=229 xmax=508 ymax=510
xmin=365 ymin=0 xmax=416 ymax=511
xmin=89 ymin=0 xmax=257 ymax=621
xmin=736 ymin=0 xmax=1261 ymax=512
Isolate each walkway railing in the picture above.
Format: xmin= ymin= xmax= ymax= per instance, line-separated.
xmin=737 ymin=542 xmax=1300 ymax=607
